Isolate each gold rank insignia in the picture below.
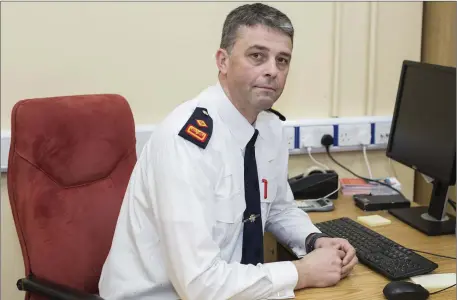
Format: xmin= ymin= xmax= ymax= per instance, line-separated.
xmin=185 ymin=125 xmax=208 ymax=142
xmin=196 ymin=119 xmax=208 ymax=128
xmin=178 ymin=107 xmax=213 ymax=149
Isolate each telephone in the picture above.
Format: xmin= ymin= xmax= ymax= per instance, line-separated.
xmin=288 ymin=167 xmax=339 ymax=201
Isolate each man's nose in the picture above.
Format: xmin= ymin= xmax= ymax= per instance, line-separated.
xmin=264 ymin=59 xmax=279 ymax=78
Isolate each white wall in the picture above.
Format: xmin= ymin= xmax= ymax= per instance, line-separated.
xmin=1 ymin=2 xmax=423 ymax=300
xmin=1 ymin=2 xmax=422 ymax=128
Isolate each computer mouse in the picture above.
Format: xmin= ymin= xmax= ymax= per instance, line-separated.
xmin=383 ymin=281 xmax=429 ymax=300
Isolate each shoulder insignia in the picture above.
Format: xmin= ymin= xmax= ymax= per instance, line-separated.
xmin=267 ymin=108 xmax=286 ymax=121
xmin=178 ymin=107 xmax=213 ymax=149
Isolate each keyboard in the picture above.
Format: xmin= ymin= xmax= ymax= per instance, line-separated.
xmin=315 ymin=217 xmax=438 ymax=280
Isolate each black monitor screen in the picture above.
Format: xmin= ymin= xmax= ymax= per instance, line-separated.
xmin=387 ymin=61 xmax=456 ymax=184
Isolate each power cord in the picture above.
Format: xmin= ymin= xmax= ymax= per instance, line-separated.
xmin=320 ymin=134 xmax=407 ymax=200
xmin=388 ymin=158 xmax=398 ymax=178
xmin=362 ymin=145 xmax=373 ymax=179
xmin=289 ymin=172 xmax=340 ymax=199
xmin=300 ymin=181 xmax=341 ymax=201
xmin=307 ymin=147 xmax=330 ymax=170
xmin=296 ymin=147 xmax=339 ymax=200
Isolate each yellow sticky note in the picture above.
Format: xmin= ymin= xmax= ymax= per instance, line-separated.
xmin=357 ymin=215 xmax=392 ymax=227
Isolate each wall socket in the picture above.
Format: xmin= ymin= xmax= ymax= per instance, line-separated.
xmin=0 ymin=116 xmax=393 ymax=171
xmin=284 ymin=126 xmax=296 ymax=150
xmin=374 ymin=122 xmax=391 ymax=144
xmin=300 ymin=125 xmax=334 ymax=148
xmin=282 ymin=116 xmax=392 ymax=154
xmin=338 ymin=124 xmax=371 ymax=146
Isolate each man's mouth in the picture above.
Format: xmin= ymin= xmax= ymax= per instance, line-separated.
xmin=255 ymin=86 xmax=276 ymax=92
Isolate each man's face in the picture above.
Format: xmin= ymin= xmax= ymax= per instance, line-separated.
xmin=218 ymin=24 xmax=292 ymax=113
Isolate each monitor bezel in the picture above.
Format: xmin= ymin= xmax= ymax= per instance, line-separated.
xmin=386 ymin=60 xmax=456 ymax=186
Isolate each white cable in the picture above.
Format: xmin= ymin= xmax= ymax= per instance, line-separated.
xmin=388 ymin=158 xmax=398 ymax=178
xmin=307 ymin=147 xmax=330 ymax=170
xmin=297 ymin=180 xmax=341 ymax=202
xmin=362 ymin=145 xmax=373 ymax=179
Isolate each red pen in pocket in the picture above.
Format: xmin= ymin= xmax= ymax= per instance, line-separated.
xmin=262 ymin=179 xmax=268 ymax=199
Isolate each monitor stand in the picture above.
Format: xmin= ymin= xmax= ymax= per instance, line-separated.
xmin=388 ymin=206 xmax=456 ymax=236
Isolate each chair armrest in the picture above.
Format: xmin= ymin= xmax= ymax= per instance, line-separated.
xmin=17 ymin=276 xmax=104 ymax=300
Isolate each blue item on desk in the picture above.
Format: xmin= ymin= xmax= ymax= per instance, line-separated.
xmin=383 ymin=281 xmax=429 ymax=300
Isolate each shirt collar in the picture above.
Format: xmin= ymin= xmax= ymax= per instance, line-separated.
xmin=211 ymin=81 xmax=261 ymax=149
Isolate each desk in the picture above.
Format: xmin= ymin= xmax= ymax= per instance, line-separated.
xmin=292 ymin=196 xmax=456 ymax=300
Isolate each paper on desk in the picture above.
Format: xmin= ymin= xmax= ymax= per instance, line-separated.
xmin=410 ymin=273 xmax=456 ymax=289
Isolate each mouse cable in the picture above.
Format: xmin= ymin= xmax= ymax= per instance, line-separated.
xmin=430 ymin=283 xmax=456 ymax=295
xmin=323 ymin=146 xmax=408 ymax=201
xmin=407 ymin=248 xmax=456 ymax=260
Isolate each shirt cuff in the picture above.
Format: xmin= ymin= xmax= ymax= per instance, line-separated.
xmin=291 ymin=246 xmax=307 ymax=259
xmin=264 ymin=261 xmax=298 ymax=299
xmin=291 ymin=230 xmax=321 ymax=258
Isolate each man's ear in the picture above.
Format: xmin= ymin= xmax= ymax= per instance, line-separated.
xmin=215 ymin=48 xmax=229 ymax=75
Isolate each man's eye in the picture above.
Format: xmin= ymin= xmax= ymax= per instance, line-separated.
xmin=277 ymin=57 xmax=289 ymax=65
xmin=250 ymin=53 xmax=263 ymax=60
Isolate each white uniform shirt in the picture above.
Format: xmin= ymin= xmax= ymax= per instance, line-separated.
xmin=99 ymin=82 xmax=321 ymax=300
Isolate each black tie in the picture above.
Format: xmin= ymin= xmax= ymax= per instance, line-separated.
xmin=241 ymin=129 xmax=264 ymax=265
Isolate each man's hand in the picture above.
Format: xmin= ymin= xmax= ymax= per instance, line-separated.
xmin=292 ymin=247 xmax=345 ymax=290
xmin=314 ymin=237 xmax=358 ymax=278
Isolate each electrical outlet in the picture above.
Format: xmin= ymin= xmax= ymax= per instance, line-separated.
xmin=284 ymin=126 xmax=296 ymax=150
xmin=374 ymin=122 xmax=391 ymax=144
xmin=300 ymin=125 xmax=334 ymax=148
xmin=338 ymin=124 xmax=371 ymax=146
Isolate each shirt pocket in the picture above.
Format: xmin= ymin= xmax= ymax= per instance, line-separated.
xmin=259 ymin=177 xmax=278 ymax=229
xmin=212 ymin=173 xmax=245 ymax=248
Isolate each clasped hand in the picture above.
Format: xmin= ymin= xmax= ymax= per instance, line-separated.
xmin=293 ymin=237 xmax=358 ymax=290
xmin=314 ymin=237 xmax=358 ymax=278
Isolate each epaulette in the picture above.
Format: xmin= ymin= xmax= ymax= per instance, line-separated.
xmin=178 ymin=107 xmax=213 ymax=149
xmin=267 ymin=108 xmax=286 ymax=121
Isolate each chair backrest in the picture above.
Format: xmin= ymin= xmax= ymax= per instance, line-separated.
xmin=7 ymin=94 xmax=137 ymax=299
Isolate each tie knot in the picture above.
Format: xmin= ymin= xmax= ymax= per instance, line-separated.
xmin=247 ymin=129 xmax=259 ymax=148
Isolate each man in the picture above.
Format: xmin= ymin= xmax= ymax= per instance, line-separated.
xmin=99 ymin=3 xmax=358 ymax=300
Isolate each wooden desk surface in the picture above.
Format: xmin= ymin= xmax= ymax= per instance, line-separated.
xmin=294 ymin=196 xmax=456 ymax=300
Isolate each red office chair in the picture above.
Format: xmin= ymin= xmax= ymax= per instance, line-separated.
xmin=7 ymin=94 xmax=137 ymax=300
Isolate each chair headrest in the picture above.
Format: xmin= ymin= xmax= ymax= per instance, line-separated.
xmin=10 ymin=94 xmax=136 ymax=186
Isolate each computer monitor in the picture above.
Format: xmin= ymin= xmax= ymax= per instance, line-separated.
xmin=386 ymin=60 xmax=456 ymax=236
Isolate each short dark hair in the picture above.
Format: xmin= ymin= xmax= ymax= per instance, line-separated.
xmin=220 ymin=3 xmax=294 ymax=53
